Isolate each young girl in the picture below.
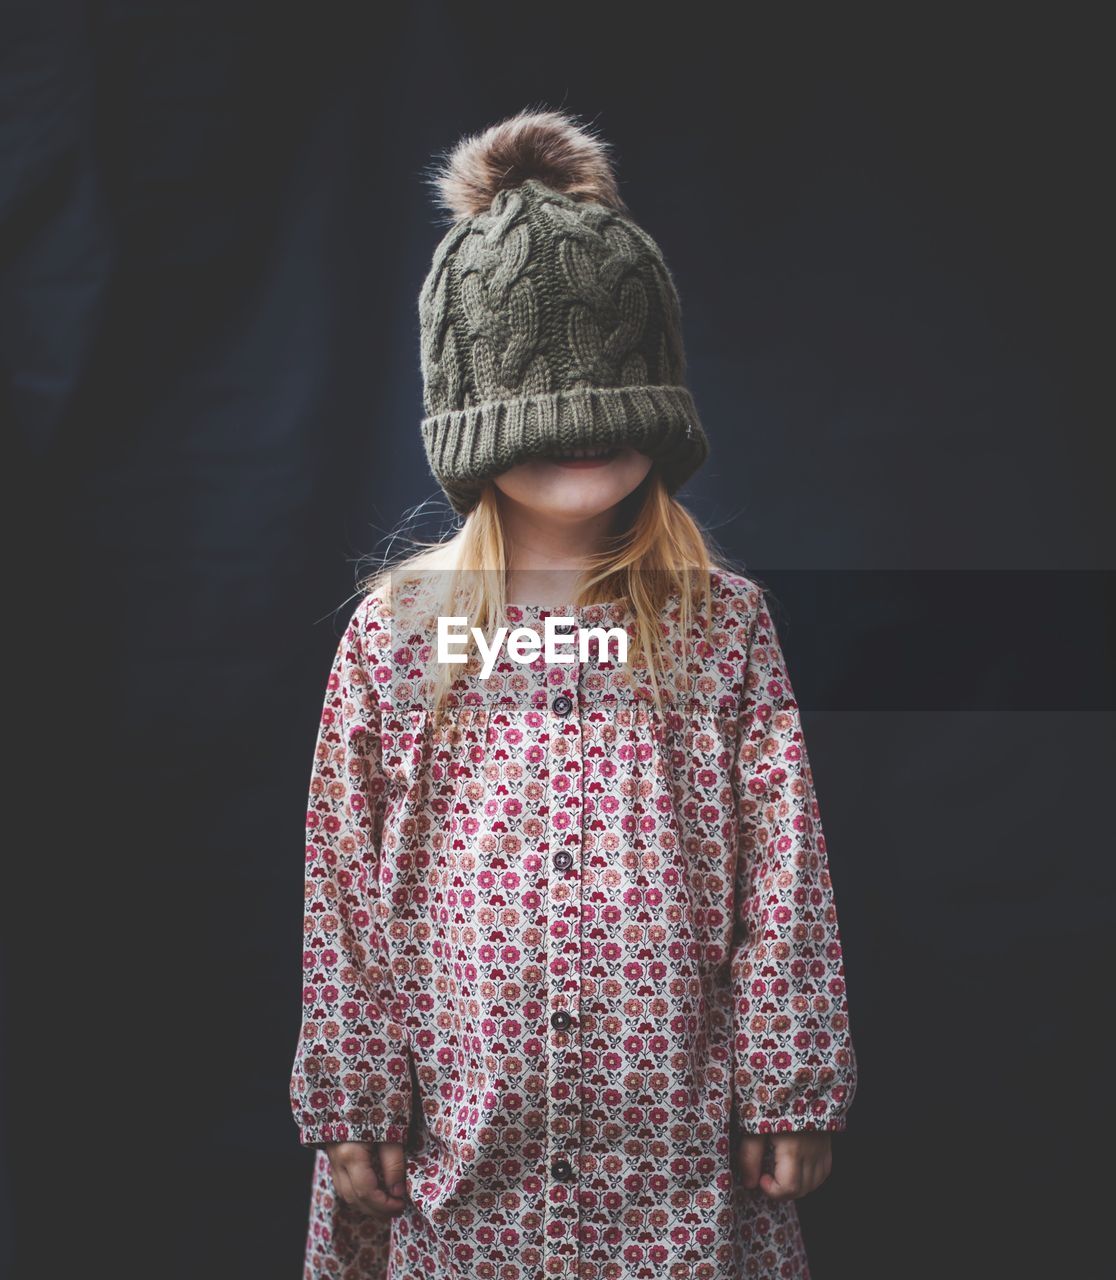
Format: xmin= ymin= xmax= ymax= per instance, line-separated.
xmin=290 ymin=109 xmax=858 ymax=1280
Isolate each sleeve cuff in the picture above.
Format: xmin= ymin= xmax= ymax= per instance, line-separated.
xmin=733 ymin=1105 xmax=850 ymax=1135
xmin=298 ymin=1119 xmax=411 ymax=1147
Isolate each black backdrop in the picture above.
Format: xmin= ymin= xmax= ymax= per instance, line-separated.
xmin=4 ymin=4 xmax=1113 ymax=1278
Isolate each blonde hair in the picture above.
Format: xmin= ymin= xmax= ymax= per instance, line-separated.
xmin=356 ymin=469 xmax=740 ymax=726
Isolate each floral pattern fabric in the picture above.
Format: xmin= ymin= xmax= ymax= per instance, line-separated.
xmin=290 ymin=569 xmax=858 ymax=1279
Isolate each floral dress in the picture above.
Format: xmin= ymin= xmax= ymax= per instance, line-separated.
xmin=289 ymin=568 xmax=858 ymax=1279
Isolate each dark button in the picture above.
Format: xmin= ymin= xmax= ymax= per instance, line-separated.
xmin=552 ymin=694 xmax=573 ymax=715
xmin=552 ymin=620 xmax=577 ymax=633
xmin=551 ymin=1010 xmax=572 ymax=1031
xmin=553 ymin=850 xmax=573 ymax=871
xmin=551 ymin=1157 xmax=574 ymax=1181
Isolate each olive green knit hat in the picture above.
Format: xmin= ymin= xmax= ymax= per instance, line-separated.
xmin=417 ymin=109 xmax=711 ymax=516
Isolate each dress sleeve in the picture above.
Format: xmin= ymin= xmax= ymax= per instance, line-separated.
xmin=728 ymin=590 xmax=858 ymax=1134
xmin=289 ymin=595 xmax=414 ymax=1148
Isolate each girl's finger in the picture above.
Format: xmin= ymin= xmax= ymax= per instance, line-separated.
xmin=814 ymin=1151 xmax=831 ymax=1191
xmin=332 ymin=1161 xmax=358 ymax=1209
xmin=378 ymin=1142 xmax=408 ymax=1201
xmin=737 ymin=1135 xmax=765 ymax=1189
xmin=760 ymin=1141 xmax=802 ymax=1200
xmin=811 ymin=1147 xmax=830 ymax=1192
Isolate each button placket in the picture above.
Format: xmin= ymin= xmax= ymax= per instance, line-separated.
xmin=543 ymin=619 xmax=583 ymax=1276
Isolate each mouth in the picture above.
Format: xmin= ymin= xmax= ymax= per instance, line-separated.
xmin=545 ymin=445 xmax=621 ymax=466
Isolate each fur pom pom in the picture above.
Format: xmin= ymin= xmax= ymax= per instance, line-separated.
xmin=426 ymin=108 xmax=627 ymax=220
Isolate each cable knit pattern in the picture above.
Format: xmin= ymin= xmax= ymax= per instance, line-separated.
xmin=290 ymin=569 xmax=857 ymax=1279
xmin=418 ymin=178 xmax=709 ymax=514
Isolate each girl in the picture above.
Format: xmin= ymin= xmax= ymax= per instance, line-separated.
xmin=290 ymin=108 xmax=857 ymax=1280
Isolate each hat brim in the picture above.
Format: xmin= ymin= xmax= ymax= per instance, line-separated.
xmin=421 ymin=383 xmax=710 ymax=516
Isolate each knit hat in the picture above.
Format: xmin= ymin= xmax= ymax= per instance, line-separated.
xmin=417 ymin=109 xmax=711 ymax=516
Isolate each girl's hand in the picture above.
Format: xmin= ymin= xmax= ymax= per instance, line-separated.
xmin=323 ymin=1141 xmax=408 ymax=1217
xmin=735 ymin=1132 xmax=833 ymax=1200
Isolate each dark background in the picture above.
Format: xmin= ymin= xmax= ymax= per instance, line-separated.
xmin=3 ymin=3 xmax=1112 ymax=1277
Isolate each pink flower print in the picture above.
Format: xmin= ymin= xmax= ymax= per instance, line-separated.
xmin=292 ymin=569 xmax=856 ymax=1279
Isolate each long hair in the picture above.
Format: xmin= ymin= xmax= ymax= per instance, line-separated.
xmin=356 ymin=467 xmax=743 ymax=726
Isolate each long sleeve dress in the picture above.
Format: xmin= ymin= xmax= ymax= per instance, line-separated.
xmin=289 ymin=567 xmax=858 ymax=1280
